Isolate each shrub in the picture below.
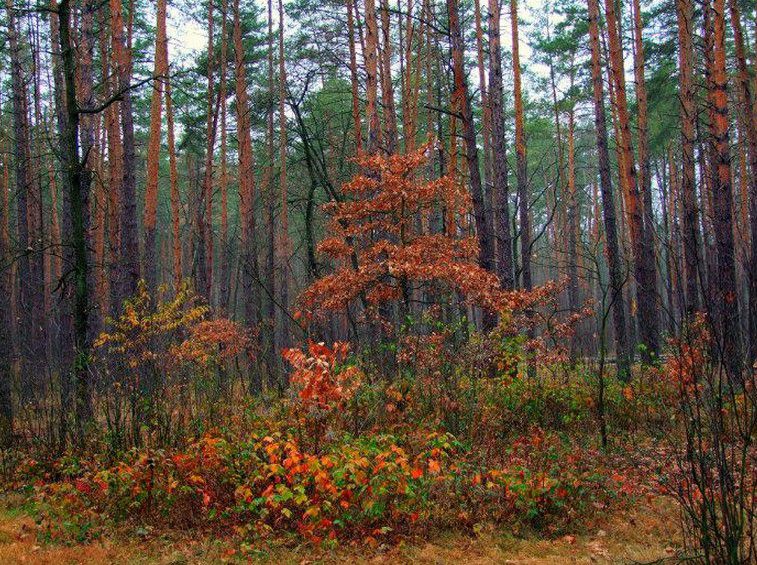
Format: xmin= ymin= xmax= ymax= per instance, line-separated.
xmin=93 ymin=282 xmax=252 ymax=448
xmin=26 ymin=425 xmax=635 ymax=545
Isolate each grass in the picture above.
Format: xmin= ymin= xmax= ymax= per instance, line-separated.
xmin=0 ymin=495 xmax=681 ymax=564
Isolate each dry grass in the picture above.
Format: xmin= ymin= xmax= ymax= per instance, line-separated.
xmin=0 ymin=496 xmax=680 ymax=564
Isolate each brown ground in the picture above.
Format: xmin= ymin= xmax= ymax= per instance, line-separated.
xmin=0 ymin=497 xmax=681 ymax=564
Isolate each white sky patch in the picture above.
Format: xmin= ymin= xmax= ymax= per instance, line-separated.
xmin=167 ymin=2 xmax=207 ymax=61
xmin=162 ymin=0 xmax=550 ymax=81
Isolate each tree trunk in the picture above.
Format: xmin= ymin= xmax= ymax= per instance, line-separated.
xmin=346 ymin=0 xmax=362 ymax=153
xmin=219 ymin=0 xmax=230 ymax=313
xmin=631 ymin=0 xmax=653 ymax=243
xmin=166 ymin=73 xmax=182 ymax=289
xmin=57 ymin=0 xmax=93 ymax=439
xmin=587 ymin=0 xmax=630 ymax=379
xmin=7 ymin=0 xmax=45 ymax=394
xmin=510 ymin=0 xmax=534 ymax=374
xmin=0 ymin=120 xmax=13 ymax=445
xmin=473 ymin=0 xmax=491 ymax=215
xmin=726 ymin=0 xmax=757 ymax=364
xmin=49 ymin=0 xmax=74 ymax=442
xmin=264 ymin=0 xmax=277 ymax=383
xmin=447 ymin=0 xmax=496 ymax=331
xmin=487 ymin=0 xmax=514 ymax=290
xmin=379 ymin=0 xmax=398 ymax=154
xmin=510 ymin=0 xmax=531 ymax=294
xmin=602 ymin=0 xmax=660 ymax=360
xmin=278 ymin=0 xmax=292 ymax=353
xmin=102 ymin=24 xmax=124 ymax=316
xmin=566 ymin=108 xmax=580 ymax=354
xmin=365 ymin=0 xmax=381 ymax=153
xmin=111 ymin=0 xmax=140 ymax=307
xmin=676 ymin=0 xmax=702 ymax=315
xmin=705 ymin=0 xmax=743 ymax=380
xmin=143 ymin=0 xmax=168 ymax=293
xmin=546 ymin=28 xmax=564 ymax=274
xmin=30 ymin=8 xmax=48 ymax=368
xmin=79 ymin=0 xmax=98 ymax=345
xmin=234 ymin=0 xmax=263 ymax=393
xmin=198 ymin=0 xmax=216 ymax=302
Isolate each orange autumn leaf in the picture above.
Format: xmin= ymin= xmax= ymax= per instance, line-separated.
xmin=428 ymin=459 xmax=441 ymax=475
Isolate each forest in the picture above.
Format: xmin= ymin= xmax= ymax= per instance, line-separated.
xmin=0 ymin=0 xmax=755 ymax=561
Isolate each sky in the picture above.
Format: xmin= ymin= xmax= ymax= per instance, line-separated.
xmin=164 ymin=0 xmax=548 ymax=78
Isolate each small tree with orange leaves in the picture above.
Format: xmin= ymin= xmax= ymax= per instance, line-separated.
xmin=94 ymin=281 xmax=251 ymax=446
xmin=299 ymin=143 xmax=503 ymax=329
xmin=297 ymin=144 xmax=574 ymax=378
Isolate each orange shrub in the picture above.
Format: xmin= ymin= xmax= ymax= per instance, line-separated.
xmin=283 ymin=341 xmax=361 ymax=411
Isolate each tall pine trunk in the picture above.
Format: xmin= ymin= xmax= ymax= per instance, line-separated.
xmin=264 ymin=0 xmax=277 ymax=382
xmin=566 ymin=108 xmax=580 ymax=355
xmin=0 ymin=117 xmax=12 ymax=445
xmin=346 ymin=0 xmax=362 ymax=153
xmin=726 ymin=0 xmax=757 ymax=364
xmin=111 ymin=0 xmax=140 ymax=307
xmin=219 ymin=0 xmax=230 ymax=314
xmin=234 ymin=0 xmax=263 ymax=393
xmin=473 ymin=0 xmax=491 ymax=213
xmin=57 ymin=0 xmax=93 ymax=439
xmin=676 ymin=0 xmax=702 ymax=315
xmin=278 ymin=0 xmax=292 ymax=352
xmin=143 ymin=0 xmax=168 ymax=293
xmin=602 ymin=0 xmax=660 ymax=361
xmin=198 ymin=0 xmax=216 ymax=302
xmin=587 ymin=0 xmax=630 ymax=379
xmin=448 ymin=0 xmax=496 ymax=330
xmin=510 ymin=0 xmax=531 ymax=294
xmin=487 ymin=0 xmax=514 ymax=290
xmin=365 ymin=0 xmax=381 ymax=153
xmin=7 ymin=0 xmax=45 ymax=395
xmin=705 ymin=0 xmax=743 ymax=380
xmin=166 ymin=74 xmax=182 ymax=289
xmin=379 ymin=0 xmax=398 ymax=153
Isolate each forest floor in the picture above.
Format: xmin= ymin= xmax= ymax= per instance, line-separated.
xmin=0 ymin=495 xmax=681 ymax=564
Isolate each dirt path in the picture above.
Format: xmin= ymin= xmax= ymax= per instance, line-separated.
xmin=0 ymin=498 xmax=681 ymax=564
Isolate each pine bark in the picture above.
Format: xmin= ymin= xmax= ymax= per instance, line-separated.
xmin=487 ymin=0 xmax=514 ymax=290
xmin=566 ymin=108 xmax=580 ymax=348
xmin=379 ymin=0 xmax=398 ymax=154
xmin=111 ymin=0 xmax=140 ymax=307
xmin=447 ymin=0 xmax=496 ymax=333
xmin=631 ymin=0 xmax=653 ymax=241
xmin=602 ymin=0 xmax=659 ymax=360
xmin=102 ymin=23 xmax=124 ymax=315
xmin=264 ymin=0 xmax=277 ymax=379
xmin=0 ymin=112 xmax=12 ymax=445
xmin=705 ymin=0 xmax=743 ymax=380
xmin=143 ymin=0 xmax=168 ymax=292
xmin=346 ymin=0 xmax=362 ymax=153
xmin=7 ymin=0 xmax=45 ymax=381
xmin=57 ymin=0 xmax=94 ymax=437
xmin=473 ymin=0 xmax=491 ymax=210
xmin=546 ymin=34 xmax=564 ymax=270
xmin=234 ymin=0 xmax=263 ymax=392
xmin=219 ymin=0 xmax=230 ymax=313
xmin=676 ymin=0 xmax=701 ymax=314
xmin=198 ymin=0 xmax=216 ymax=302
xmin=166 ymin=74 xmax=182 ymax=289
xmin=510 ymin=0 xmax=531 ymax=294
xmin=79 ymin=0 xmax=98 ymax=344
xmin=726 ymin=0 xmax=757 ymax=363
xmin=365 ymin=0 xmax=381 ymax=153
xmin=587 ymin=0 xmax=630 ymax=379
xmin=278 ymin=0 xmax=292 ymax=349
